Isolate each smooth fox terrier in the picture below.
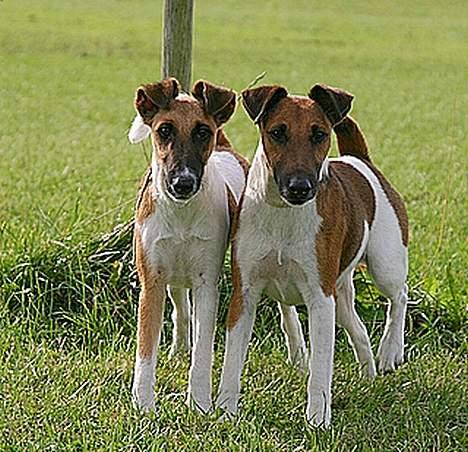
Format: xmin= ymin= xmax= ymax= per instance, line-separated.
xmin=128 ymin=78 xmax=249 ymax=414
xmin=216 ymin=83 xmax=409 ymax=427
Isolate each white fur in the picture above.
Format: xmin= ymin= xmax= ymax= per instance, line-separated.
xmin=132 ymin=355 xmax=157 ymax=411
xmin=217 ymin=145 xmax=408 ymax=428
xmin=128 ymin=115 xmax=151 ymax=144
xmin=132 ymin=147 xmax=246 ymax=413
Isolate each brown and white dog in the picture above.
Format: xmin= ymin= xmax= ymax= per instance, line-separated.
xmin=128 ymin=78 xmax=249 ymax=414
xmin=216 ymin=83 xmax=409 ymax=427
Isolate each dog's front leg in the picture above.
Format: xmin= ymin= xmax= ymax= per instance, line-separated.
xmin=216 ymin=285 xmax=261 ymax=417
xmin=305 ymin=291 xmax=335 ymax=428
xmin=132 ymin=280 xmax=166 ymax=412
xmin=187 ymin=282 xmax=218 ymax=413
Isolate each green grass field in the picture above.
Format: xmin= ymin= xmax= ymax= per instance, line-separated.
xmin=1 ymin=0 xmax=467 ymax=449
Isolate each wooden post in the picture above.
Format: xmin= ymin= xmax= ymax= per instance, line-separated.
xmin=162 ymin=0 xmax=194 ymax=91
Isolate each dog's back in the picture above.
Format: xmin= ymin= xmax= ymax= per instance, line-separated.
xmin=212 ymin=130 xmax=249 ymax=202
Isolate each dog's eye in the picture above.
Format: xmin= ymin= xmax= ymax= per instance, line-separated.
xmin=193 ymin=125 xmax=212 ymax=142
xmin=268 ymin=125 xmax=287 ymax=143
xmin=311 ymin=129 xmax=328 ymax=144
xmin=157 ymin=123 xmax=173 ymax=140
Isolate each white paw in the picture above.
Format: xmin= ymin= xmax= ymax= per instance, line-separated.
xmin=187 ymin=389 xmax=212 ymax=415
xmin=377 ymin=335 xmax=404 ymax=373
xmin=215 ymin=391 xmax=239 ymax=418
xmin=216 ymin=411 xmax=235 ymax=424
xmin=306 ymin=391 xmax=331 ymax=429
xmin=289 ymin=348 xmax=309 ymax=374
xmin=132 ymin=384 xmax=156 ymax=413
xmin=363 ymin=360 xmax=377 ymax=380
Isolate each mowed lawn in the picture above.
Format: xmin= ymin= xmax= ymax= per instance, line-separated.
xmin=1 ymin=0 xmax=467 ymax=449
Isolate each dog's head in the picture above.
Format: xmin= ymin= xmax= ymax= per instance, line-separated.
xmin=242 ymin=83 xmax=353 ymax=206
xmin=132 ymin=78 xmax=236 ymax=202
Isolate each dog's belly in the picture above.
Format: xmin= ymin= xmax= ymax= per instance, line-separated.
xmin=254 ymin=250 xmax=309 ymax=306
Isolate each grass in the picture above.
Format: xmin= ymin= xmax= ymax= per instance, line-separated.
xmin=0 ymin=0 xmax=467 ymax=449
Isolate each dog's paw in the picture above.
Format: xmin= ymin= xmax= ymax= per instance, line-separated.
xmin=186 ymin=392 xmax=212 ymax=415
xmin=289 ymin=348 xmax=309 ymax=375
xmin=363 ymin=359 xmax=377 ymax=380
xmin=306 ymin=391 xmax=331 ymax=429
xmin=132 ymin=386 xmax=156 ymax=413
xmin=215 ymin=391 xmax=239 ymax=418
xmin=377 ymin=335 xmax=404 ymax=373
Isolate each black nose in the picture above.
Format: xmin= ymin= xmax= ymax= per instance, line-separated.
xmin=170 ymin=173 xmax=196 ymax=197
xmin=287 ymin=177 xmax=312 ymax=198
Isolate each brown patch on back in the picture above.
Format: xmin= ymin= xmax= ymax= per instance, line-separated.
xmin=216 ymin=129 xmax=250 ymax=179
xmin=334 ymin=116 xmax=371 ymax=162
xmin=315 ymin=161 xmax=376 ymax=296
xmin=332 ymin=161 xmax=376 ymax=227
xmin=135 ymin=167 xmax=155 ymax=224
xmin=134 ymin=229 xmax=166 ymax=359
xmin=365 ymin=162 xmax=409 ymax=246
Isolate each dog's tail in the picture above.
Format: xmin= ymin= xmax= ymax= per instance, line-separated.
xmin=334 ymin=116 xmax=371 ymax=162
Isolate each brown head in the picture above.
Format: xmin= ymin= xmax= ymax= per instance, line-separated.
xmin=134 ymin=78 xmax=236 ymax=202
xmin=242 ymin=83 xmax=353 ymax=206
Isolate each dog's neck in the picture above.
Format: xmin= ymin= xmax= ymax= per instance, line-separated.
xmin=245 ymin=141 xmax=329 ymax=209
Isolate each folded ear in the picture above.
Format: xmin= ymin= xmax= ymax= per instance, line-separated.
xmin=308 ymin=84 xmax=354 ymax=125
xmin=191 ymin=80 xmax=236 ymax=127
xmin=134 ymin=78 xmax=180 ymax=124
xmin=241 ymin=85 xmax=288 ymax=125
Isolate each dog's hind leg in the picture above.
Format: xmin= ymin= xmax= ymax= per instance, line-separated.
xmin=367 ymin=248 xmax=408 ymax=373
xmin=278 ymin=303 xmax=308 ymax=373
xmin=376 ymin=283 xmax=408 ymax=373
xmin=336 ymin=271 xmax=376 ymax=378
xmin=168 ymin=286 xmax=191 ymax=357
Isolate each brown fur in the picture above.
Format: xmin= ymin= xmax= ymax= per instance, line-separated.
xmin=135 ymin=167 xmax=155 ymax=224
xmin=334 ymin=116 xmax=408 ymax=246
xmin=226 ymin=190 xmax=245 ymax=330
xmin=225 ymin=184 xmax=237 ymax=240
xmin=134 ymin=230 xmax=165 ymax=359
xmin=334 ymin=116 xmax=371 ymax=162
xmin=316 ymin=162 xmax=376 ymax=296
xmin=258 ymin=96 xmax=332 ymax=182
xmin=149 ymin=98 xmax=218 ymax=168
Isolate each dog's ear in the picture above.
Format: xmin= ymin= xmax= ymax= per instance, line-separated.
xmin=241 ymin=85 xmax=288 ymax=125
xmin=309 ymin=84 xmax=354 ymax=126
xmin=134 ymin=78 xmax=180 ymax=124
xmin=192 ymin=80 xmax=236 ymax=127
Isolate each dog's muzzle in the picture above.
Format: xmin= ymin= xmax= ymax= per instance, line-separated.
xmin=167 ymin=169 xmax=200 ymax=201
xmin=281 ymin=176 xmax=317 ymax=206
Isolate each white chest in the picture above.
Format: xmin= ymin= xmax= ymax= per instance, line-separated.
xmin=139 ymin=192 xmax=228 ymax=288
xmin=236 ymin=198 xmax=322 ymax=305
